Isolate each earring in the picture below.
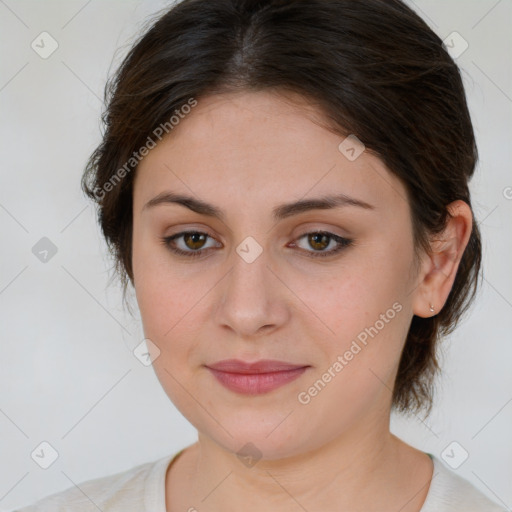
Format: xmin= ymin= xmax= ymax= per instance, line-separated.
xmin=429 ymin=303 xmax=435 ymax=313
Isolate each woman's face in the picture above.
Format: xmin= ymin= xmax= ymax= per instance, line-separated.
xmin=132 ymin=90 xmax=424 ymax=459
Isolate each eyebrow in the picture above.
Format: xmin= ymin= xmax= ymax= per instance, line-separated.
xmin=142 ymin=191 xmax=375 ymax=221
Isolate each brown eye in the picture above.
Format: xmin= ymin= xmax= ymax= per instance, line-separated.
xmin=307 ymin=233 xmax=330 ymax=251
xmin=183 ymin=232 xmax=208 ymax=250
xmin=294 ymin=231 xmax=353 ymax=258
xmin=161 ymin=231 xmax=222 ymax=259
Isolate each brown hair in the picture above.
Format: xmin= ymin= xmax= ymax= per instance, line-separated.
xmin=82 ymin=0 xmax=482 ymax=419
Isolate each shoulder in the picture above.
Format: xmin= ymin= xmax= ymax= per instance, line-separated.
xmin=421 ymin=455 xmax=508 ymax=512
xmin=12 ymin=453 xmax=176 ymax=512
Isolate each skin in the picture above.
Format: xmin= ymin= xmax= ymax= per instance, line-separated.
xmin=131 ymin=90 xmax=473 ymax=511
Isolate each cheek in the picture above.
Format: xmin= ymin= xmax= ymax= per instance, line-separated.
xmin=296 ymin=280 xmax=406 ymax=424
xmin=293 ymin=253 xmax=404 ymax=340
xmin=294 ymin=245 xmax=411 ymax=387
xmin=133 ymin=266 xmax=206 ymax=418
xmin=135 ymin=273 xmax=201 ymax=348
xmin=132 ymin=233 xmax=212 ymax=369
xmin=133 ymin=257 xmax=178 ymax=370
xmin=133 ymin=227 xmax=186 ymax=333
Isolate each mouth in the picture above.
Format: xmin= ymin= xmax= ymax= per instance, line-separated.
xmin=205 ymin=359 xmax=310 ymax=395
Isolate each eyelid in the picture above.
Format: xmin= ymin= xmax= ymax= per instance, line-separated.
xmin=162 ymin=230 xmax=221 ymax=258
xmin=290 ymin=231 xmax=353 ymax=258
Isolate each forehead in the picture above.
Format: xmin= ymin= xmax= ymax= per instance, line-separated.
xmin=134 ymin=90 xmax=410 ymax=219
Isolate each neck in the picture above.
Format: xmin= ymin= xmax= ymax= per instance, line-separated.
xmin=171 ymin=412 xmax=432 ymax=511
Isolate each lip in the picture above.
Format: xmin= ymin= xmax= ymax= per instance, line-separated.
xmin=205 ymin=359 xmax=310 ymax=395
xmin=207 ymin=359 xmax=307 ymax=373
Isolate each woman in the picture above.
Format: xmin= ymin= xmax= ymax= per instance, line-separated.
xmin=15 ymin=0 xmax=507 ymax=510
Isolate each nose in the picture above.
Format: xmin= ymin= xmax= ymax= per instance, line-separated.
xmin=213 ymin=247 xmax=290 ymax=339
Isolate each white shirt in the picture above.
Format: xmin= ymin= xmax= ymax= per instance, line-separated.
xmin=12 ymin=451 xmax=508 ymax=511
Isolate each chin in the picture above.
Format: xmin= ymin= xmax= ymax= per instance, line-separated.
xmin=199 ymin=414 xmax=313 ymax=462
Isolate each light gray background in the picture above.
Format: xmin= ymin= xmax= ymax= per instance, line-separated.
xmin=1 ymin=0 xmax=511 ymax=510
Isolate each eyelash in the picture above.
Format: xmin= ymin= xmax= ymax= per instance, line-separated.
xmin=160 ymin=230 xmax=353 ymax=259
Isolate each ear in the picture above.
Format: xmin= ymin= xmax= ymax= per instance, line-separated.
xmin=411 ymin=200 xmax=473 ymax=318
